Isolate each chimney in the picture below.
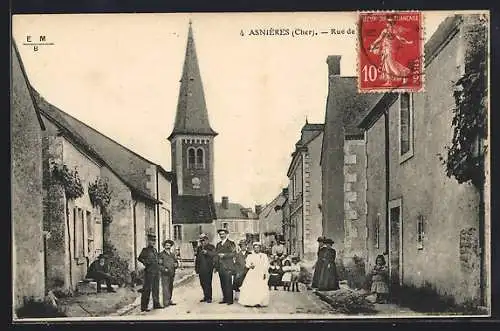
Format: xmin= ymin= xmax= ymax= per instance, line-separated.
xmin=255 ymin=205 xmax=263 ymax=215
xmin=222 ymin=196 xmax=229 ymax=209
xmin=326 ymin=55 xmax=341 ymax=77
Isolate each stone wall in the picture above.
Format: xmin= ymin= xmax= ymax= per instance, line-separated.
xmin=11 ymin=44 xmax=46 ymax=309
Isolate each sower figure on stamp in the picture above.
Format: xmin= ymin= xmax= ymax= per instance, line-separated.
xmin=215 ymin=228 xmax=236 ymax=305
xmin=158 ymin=239 xmax=178 ymax=307
xmin=195 ymin=233 xmax=216 ymax=303
xmin=86 ymin=254 xmax=116 ymax=293
xmin=138 ymin=231 xmax=161 ymax=311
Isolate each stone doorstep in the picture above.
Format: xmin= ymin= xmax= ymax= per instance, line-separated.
xmin=110 ymin=271 xmax=197 ymax=316
xmin=77 ymin=280 xmax=119 ymax=294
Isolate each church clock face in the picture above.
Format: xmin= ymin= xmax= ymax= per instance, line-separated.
xmin=192 ymin=177 xmax=201 ymax=189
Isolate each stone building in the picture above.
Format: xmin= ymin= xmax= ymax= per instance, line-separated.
xmin=358 ymin=15 xmax=489 ymax=306
xmin=287 ymin=122 xmax=324 ymax=262
xmin=33 ymin=92 xmax=174 ymax=276
xmin=320 ymin=56 xmax=378 ymax=274
xmin=259 ymin=190 xmax=287 ymax=248
xmin=11 ymin=42 xmax=46 ymax=311
xmin=214 ymin=196 xmax=260 ymax=245
xmin=168 ymin=22 xmax=217 ymax=259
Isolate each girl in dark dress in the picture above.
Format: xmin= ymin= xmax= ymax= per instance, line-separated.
xmin=317 ymin=238 xmax=340 ymax=291
xmin=370 ymin=255 xmax=389 ymax=303
xmin=267 ymin=260 xmax=283 ymax=290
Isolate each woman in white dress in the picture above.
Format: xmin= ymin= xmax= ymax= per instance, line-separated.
xmin=238 ymin=242 xmax=270 ymax=307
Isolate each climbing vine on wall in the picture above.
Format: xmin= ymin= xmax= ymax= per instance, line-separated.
xmin=50 ymin=161 xmax=84 ymax=200
xmin=88 ymin=177 xmax=113 ymax=224
xmin=439 ymin=16 xmax=488 ymax=188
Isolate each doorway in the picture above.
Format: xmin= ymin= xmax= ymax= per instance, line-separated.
xmin=388 ymin=199 xmax=403 ymax=287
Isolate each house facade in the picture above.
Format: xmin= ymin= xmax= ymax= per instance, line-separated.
xmin=11 ymin=42 xmax=46 ymax=311
xmin=287 ymin=122 xmax=324 ymax=262
xmin=259 ymin=190 xmax=287 ymax=248
xmin=214 ymin=196 xmax=260 ymax=245
xmin=320 ymin=56 xmax=379 ymax=275
xmin=358 ymin=15 xmax=489 ymax=305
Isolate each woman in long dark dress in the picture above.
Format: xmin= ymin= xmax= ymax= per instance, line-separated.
xmin=317 ymin=238 xmax=339 ymax=291
xmin=311 ymin=236 xmax=326 ymax=289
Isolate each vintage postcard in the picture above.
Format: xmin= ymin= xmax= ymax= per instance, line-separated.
xmin=11 ymin=11 xmax=490 ymax=321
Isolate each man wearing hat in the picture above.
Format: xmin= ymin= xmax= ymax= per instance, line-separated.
xmin=195 ymin=233 xmax=216 ymax=303
xmin=138 ymin=230 xmax=161 ymax=311
xmin=311 ymin=236 xmax=326 ymax=289
xmin=86 ymin=254 xmax=116 ymax=293
xmin=158 ymin=239 xmax=178 ymax=307
xmin=233 ymin=239 xmax=251 ymax=294
xmin=215 ymin=228 xmax=237 ymax=304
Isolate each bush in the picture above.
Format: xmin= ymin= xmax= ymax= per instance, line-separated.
xmin=131 ymin=269 xmax=145 ymax=286
xmin=16 ymin=297 xmax=67 ymax=318
xmin=103 ymin=244 xmax=132 ymax=287
xmin=298 ymin=266 xmax=312 ymax=284
xmin=318 ymin=289 xmax=377 ymax=315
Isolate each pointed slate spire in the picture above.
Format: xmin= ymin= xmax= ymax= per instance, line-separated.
xmin=168 ymin=21 xmax=217 ymax=141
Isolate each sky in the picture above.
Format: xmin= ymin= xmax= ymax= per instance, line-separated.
xmin=13 ymin=12 xmax=451 ymax=207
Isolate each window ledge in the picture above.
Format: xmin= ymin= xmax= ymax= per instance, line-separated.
xmin=399 ymin=151 xmax=414 ymax=164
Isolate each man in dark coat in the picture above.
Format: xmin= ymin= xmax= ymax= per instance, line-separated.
xmin=233 ymin=239 xmax=251 ymax=293
xmin=86 ymin=254 xmax=116 ymax=293
xmin=311 ymin=236 xmax=326 ymax=289
xmin=195 ymin=233 xmax=216 ymax=303
xmin=158 ymin=239 xmax=178 ymax=307
xmin=138 ymin=232 xmax=161 ymax=311
xmin=215 ymin=228 xmax=237 ymax=304
xmin=317 ymin=238 xmax=340 ymax=291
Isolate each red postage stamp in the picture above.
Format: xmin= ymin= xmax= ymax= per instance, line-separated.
xmin=358 ymin=11 xmax=424 ymax=93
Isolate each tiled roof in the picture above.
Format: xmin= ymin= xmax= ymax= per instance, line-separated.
xmin=168 ymin=22 xmax=217 ymax=140
xmin=215 ymin=202 xmax=259 ymax=220
xmin=31 ymin=90 xmax=163 ymax=203
xmin=172 ymin=195 xmax=217 ymax=224
xmin=327 ymin=77 xmax=380 ymax=136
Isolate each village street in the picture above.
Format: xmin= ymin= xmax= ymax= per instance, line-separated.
xmin=127 ymin=273 xmax=336 ymax=318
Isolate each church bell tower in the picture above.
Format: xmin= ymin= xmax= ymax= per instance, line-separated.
xmin=168 ymin=21 xmax=217 ymax=197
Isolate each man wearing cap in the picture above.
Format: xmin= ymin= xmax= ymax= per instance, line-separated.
xmin=86 ymin=254 xmax=116 ymax=293
xmin=215 ymin=228 xmax=237 ymax=304
xmin=233 ymin=239 xmax=251 ymax=294
xmin=138 ymin=231 xmax=161 ymax=311
xmin=195 ymin=233 xmax=216 ymax=303
xmin=158 ymin=239 xmax=178 ymax=307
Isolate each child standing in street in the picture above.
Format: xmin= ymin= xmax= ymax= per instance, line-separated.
xmin=290 ymin=256 xmax=301 ymax=292
xmin=281 ymin=259 xmax=292 ymax=291
xmin=370 ymin=254 xmax=389 ymax=303
xmin=268 ymin=260 xmax=283 ymax=290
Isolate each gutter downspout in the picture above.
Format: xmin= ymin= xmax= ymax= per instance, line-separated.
xmin=384 ymin=109 xmax=390 ymax=255
xmin=156 ymin=167 xmax=161 ymax=252
xmin=133 ymin=200 xmax=138 ymax=271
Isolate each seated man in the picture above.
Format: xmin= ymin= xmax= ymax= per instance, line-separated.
xmin=86 ymin=254 xmax=116 ymax=293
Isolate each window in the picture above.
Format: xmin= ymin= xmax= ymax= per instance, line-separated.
xmin=198 ymin=225 xmax=202 ymax=234
xmin=223 ymin=222 xmax=228 ymax=230
xmin=374 ymin=213 xmax=381 ymax=249
xmin=174 ymin=225 xmax=182 ymax=241
xmin=196 ymin=148 xmax=205 ymax=169
xmin=74 ymin=208 xmax=85 ymax=259
xmin=187 ymin=148 xmax=196 ymax=169
xmin=399 ymin=93 xmax=414 ymax=161
xmin=86 ymin=211 xmax=93 ymax=256
xmin=417 ymin=215 xmax=424 ymax=250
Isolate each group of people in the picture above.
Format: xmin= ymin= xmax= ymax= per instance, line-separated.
xmin=194 ymin=228 xmax=271 ymax=307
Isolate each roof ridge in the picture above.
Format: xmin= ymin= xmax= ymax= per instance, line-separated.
xmin=33 ymin=90 xmax=164 ymax=168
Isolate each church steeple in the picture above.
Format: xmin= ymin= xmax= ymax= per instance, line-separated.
xmin=168 ymin=21 xmax=217 ymax=141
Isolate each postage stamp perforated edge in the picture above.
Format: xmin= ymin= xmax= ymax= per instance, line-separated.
xmin=356 ymin=10 xmax=425 ymax=94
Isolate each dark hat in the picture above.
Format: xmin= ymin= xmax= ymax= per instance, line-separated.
xmin=238 ymin=239 xmax=247 ymax=245
xmin=199 ymin=233 xmax=209 ymax=239
xmin=163 ymin=239 xmax=175 ymax=246
xmin=97 ymin=254 xmax=105 ymax=259
xmin=324 ymin=238 xmax=334 ymax=244
xmin=146 ymin=229 xmax=156 ymax=238
xmin=317 ymin=236 xmax=325 ymax=242
xmin=217 ymin=228 xmax=229 ymax=234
